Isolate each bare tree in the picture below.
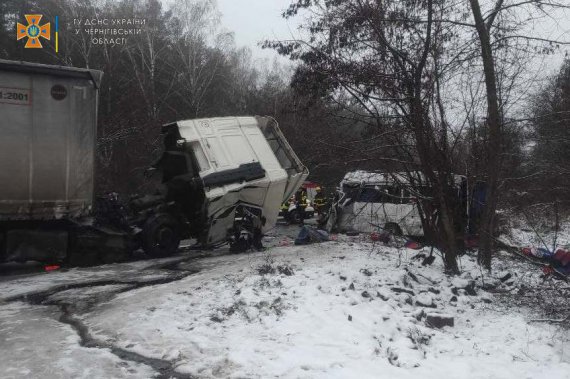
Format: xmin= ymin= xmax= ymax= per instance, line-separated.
xmin=169 ymin=0 xmax=232 ymax=117
xmin=267 ymin=0 xmax=485 ymax=273
xmin=267 ymin=0 xmax=570 ymax=272
xmin=467 ymin=0 xmax=570 ymax=269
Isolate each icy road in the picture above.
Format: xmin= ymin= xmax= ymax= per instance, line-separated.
xmin=0 ymin=224 xmax=569 ymax=379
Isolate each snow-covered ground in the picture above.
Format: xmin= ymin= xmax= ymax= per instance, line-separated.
xmin=0 ymin=228 xmax=568 ymax=378
xmin=0 ymin=256 xmax=188 ymax=302
xmin=0 ymin=301 xmax=155 ymax=378
xmin=498 ymin=213 xmax=570 ymax=250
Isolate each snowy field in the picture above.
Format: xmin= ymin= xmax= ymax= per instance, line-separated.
xmin=0 ymin=231 xmax=569 ymax=378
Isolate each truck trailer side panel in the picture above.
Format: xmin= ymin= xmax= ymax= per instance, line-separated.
xmin=0 ymin=60 xmax=101 ymax=221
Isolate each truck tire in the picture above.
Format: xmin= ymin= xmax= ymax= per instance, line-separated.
xmin=142 ymin=213 xmax=181 ymax=258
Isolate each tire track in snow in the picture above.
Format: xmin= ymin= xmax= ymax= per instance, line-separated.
xmin=5 ymin=260 xmax=201 ymax=379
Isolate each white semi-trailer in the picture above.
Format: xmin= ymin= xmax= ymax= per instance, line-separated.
xmin=0 ymin=60 xmax=308 ymax=264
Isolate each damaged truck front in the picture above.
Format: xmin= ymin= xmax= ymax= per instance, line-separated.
xmin=0 ymin=59 xmax=307 ymax=264
xmin=145 ymin=116 xmax=309 ymax=254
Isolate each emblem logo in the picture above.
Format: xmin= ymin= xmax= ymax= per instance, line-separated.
xmin=17 ymin=15 xmax=51 ymax=48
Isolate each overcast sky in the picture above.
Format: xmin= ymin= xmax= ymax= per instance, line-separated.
xmin=216 ymin=0 xmax=569 ymax=74
xmin=217 ymin=0 xmax=299 ymax=62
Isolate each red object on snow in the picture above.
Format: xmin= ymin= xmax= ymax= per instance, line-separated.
xmin=521 ymin=247 xmax=533 ymax=256
xmin=370 ymin=232 xmax=390 ymax=243
xmin=404 ymin=240 xmax=422 ymax=250
xmin=542 ymin=266 xmax=555 ymax=275
xmin=44 ymin=265 xmax=60 ymax=272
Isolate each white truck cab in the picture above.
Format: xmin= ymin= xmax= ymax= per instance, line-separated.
xmin=156 ymin=116 xmax=308 ymax=250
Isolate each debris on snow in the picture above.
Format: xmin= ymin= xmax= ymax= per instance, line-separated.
xmin=425 ymin=313 xmax=455 ymax=329
xmin=391 ymin=287 xmax=415 ymax=296
xmin=415 ymin=293 xmax=436 ymax=308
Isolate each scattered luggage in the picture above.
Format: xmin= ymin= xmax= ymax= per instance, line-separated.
xmin=295 ymin=226 xmax=330 ymax=245
xmin=521 ymin=246 xmax=570 ymax=277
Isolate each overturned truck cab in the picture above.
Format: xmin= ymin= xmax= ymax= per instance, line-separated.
xmin=149 ymin=116 xmax=308 ymax=253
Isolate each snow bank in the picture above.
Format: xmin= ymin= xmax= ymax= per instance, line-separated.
xmin=81 ymin=241 xmax=570 ymax=378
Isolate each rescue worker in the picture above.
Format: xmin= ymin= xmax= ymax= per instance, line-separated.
xmin=294 ymin=189 xmax=306 ymax=225
xmin=313 ymin=186 xmax=326 ymax=214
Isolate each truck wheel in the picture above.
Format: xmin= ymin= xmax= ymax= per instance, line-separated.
xmin=142 ymin=214 xmax=181 ymax=258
